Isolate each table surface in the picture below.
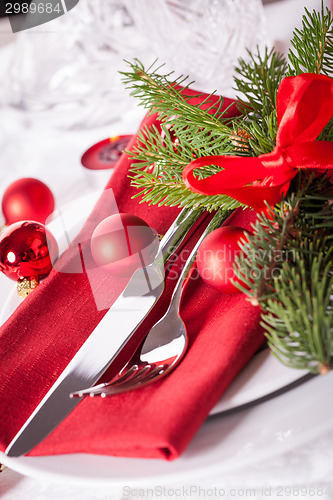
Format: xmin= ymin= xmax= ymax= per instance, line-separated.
xmin=1 ymin=1 xmax=333 ymax=499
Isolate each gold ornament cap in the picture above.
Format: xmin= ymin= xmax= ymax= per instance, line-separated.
xmin=17 ymin=277 xmax=39 ymax=298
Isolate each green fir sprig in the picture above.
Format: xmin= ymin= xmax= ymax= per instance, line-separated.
xmin=121 ymin=49 xmax=287 ymax=209
xmin=288 ymin=4 xmax=333 ymax=76
xmin=234 ymin=173 xmax=333 ymax=373
xmin=121 ymin=60 xmax=248 ymax=210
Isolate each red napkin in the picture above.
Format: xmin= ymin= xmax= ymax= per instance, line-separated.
xmin=0 ymin=90 xmax=264 ymax=460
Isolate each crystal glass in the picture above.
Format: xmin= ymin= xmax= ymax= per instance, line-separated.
xmin=125 ymin=0 xmax=267 ymax=96
xmin=4 ymin=0 xmax=148 ymax=129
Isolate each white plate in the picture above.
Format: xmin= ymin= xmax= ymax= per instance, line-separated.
xmin=0 ymin=372 xmax=331 ymax=487
xmin=0 ymin=180 xmax=311 ymax=487
xmin=0 ymin=218 xmax=313 ymax=486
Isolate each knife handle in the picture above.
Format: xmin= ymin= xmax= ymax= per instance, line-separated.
xmin=159 ymin=207 xmax=207 ymax=265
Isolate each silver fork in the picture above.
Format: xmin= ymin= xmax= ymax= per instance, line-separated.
xmin=70 ymin=209 xmax=229 ymax=398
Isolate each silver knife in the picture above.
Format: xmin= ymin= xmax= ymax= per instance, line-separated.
xmin=5 ymin=207 xmax=205 ymax=457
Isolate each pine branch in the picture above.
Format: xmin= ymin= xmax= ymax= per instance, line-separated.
xmin=128 ymin=124 xmax=242 ymax=211
xmin=121 ymin=52 xmax=290 ymax=210
xmin=121 ymin=60 xmax=267 ymax=211
xmin=234 ymin=46 xmax=288 ymax=119
xmin=233 ymin=47 xmax=287 ymax=155
xmin=120 ymin=59 xmax=234 ymax=135
xmin=288 ymin=4 xmax=333 ymax=76
xmin=234 ymin=173 xmax=333 ymax=373
xmin=264 ymin=250 xmax=333 ymax=374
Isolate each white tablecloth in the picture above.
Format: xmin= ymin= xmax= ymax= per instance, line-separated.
xmin=0 ymin=1 xmax=333 ymax=498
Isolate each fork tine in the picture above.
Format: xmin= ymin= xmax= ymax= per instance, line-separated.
xmin=70 ymin=364 xmax=141 ymax=398
xmin=71 ymin=363 xmax=169 ymax=398
xmin=98 ymin=364 xmax=155 ymax=390
xmin=90 ymin=366 xmax=154 ymax=397
xmin=71 ymin=364 xmax=151 ymax=398
xmin=95 ymin=365 xmax=170 ymax=397
xmin=97 ymin=364 xmax=169 ymax=396
xmin=112 ymin=364 xmax=140 ymax=383
xmin=113 ymin=364 xmax=163 ymax=386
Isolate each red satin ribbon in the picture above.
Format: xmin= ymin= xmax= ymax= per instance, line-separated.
xmin=183 ymin=73 xmax=333 ymax=209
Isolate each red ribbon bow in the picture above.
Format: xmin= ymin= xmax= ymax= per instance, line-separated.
xmin=183 ymin=73 xmax=333 ymax=210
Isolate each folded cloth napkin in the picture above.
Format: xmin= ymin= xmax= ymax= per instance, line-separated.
xmin=0 ymin=89 xmax=264 ymax=460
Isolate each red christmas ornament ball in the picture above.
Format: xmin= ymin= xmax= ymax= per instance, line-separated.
xmin=0 ymin=221 xmax=59 ymax=282
xmin=91 ymin=213 xmax=159 ymax=277
xmin=196 ymin=226 xmax=250 ymax=294
xmin=2 ymin=178 xmax=55 ymax=225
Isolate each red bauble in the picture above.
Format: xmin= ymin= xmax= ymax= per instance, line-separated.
xmin=90 ymin=213 xmax=158 ymax=277
xmin=196 ymin=226 xmax=250 ymax=294
xmin=0 ymin=221 xmax=59 ymax=283
xmin=2 ymin=178 xmax=55 ymax=225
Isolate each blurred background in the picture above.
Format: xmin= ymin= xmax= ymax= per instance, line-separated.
xmin=0 ymin=0 xmax=268 ymax=129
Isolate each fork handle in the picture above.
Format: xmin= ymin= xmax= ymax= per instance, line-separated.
xmin=171 ymin=208 xmax=232 ymax=307
xmin=159 ymin=206 xmax=207 ymax=266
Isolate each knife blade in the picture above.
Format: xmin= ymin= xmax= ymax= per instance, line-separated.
xmin=5 ymin=206 xmax=206 ymax=457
